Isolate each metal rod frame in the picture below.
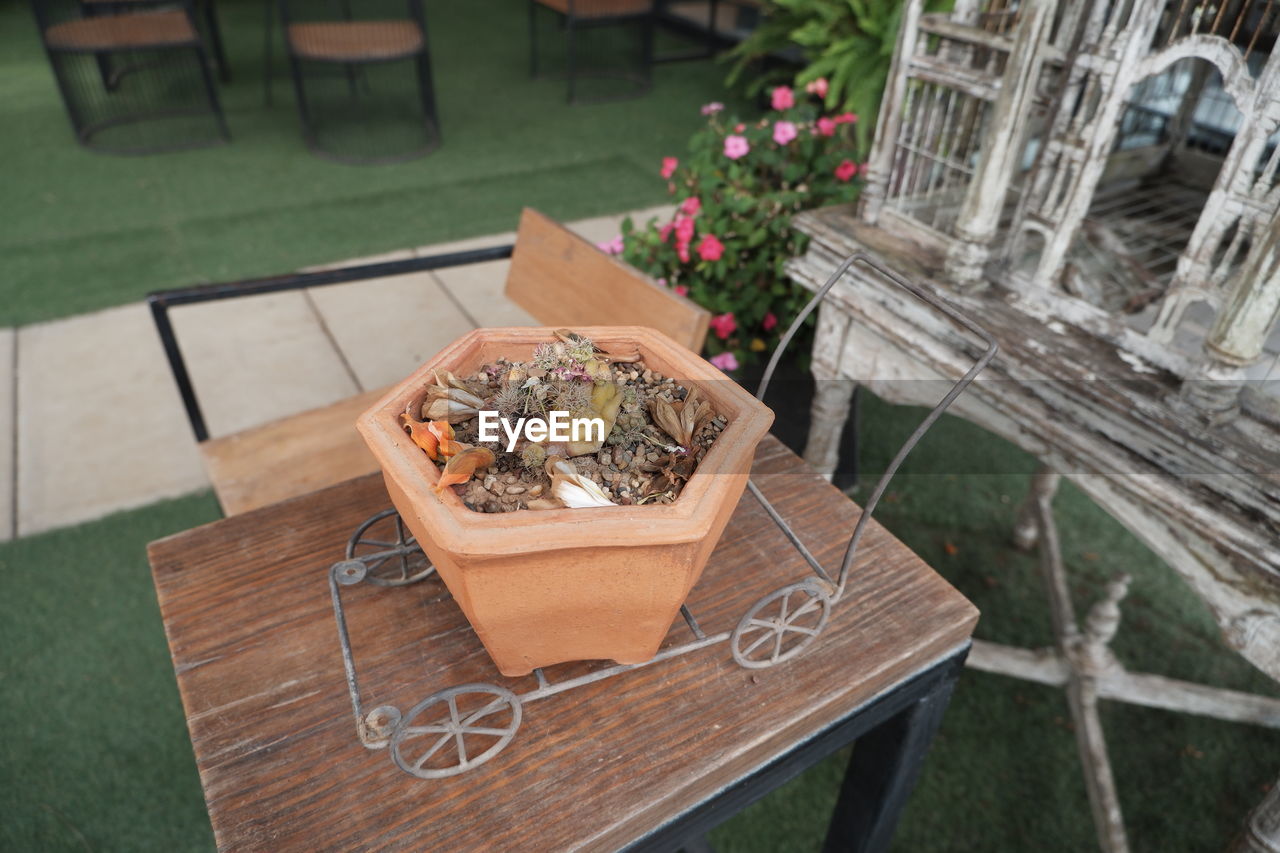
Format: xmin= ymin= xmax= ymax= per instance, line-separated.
xmin=147 ymin=244 xmax=515 ymax=443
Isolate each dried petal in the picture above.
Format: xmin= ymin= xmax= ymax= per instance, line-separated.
xmin=525 ymin=497 xmax=566 ymax=510
xmin=649 ymin=386 xmax=713 ymax=448
xmin=435 ymin=446 xmax=495 ymax=494
xmin=545 ymin=456 xmax=616 ymax=508
xmin=400 ymin=414 xmax=440 ymax=460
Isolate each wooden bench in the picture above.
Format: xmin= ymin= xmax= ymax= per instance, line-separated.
xmin=182 ymin=208 xmax=707 ymax=516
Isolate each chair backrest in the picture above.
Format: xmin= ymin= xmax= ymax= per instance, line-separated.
xmin=505 ymin=208 xmax=709 ymax=353
xmin=278 ymin=0 xmax=423 ymax=25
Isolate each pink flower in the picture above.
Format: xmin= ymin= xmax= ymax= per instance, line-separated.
xmin=660 ymin=156 xmax=678 ymax=179
xmin=770 ymin=86 xmax=794 ymax=111
xmin=675 ymin=214 xmax=695 ymax=263
xmin=697 ymin=234 xmax=724 ymax=262
xmin=724 ymin=134 xmax=750 ymax=160
xmin=835 ymin=159 xmax=858 ymax=182
xmin=657 ymin=277 xmax=667 ymax=287
xmin=709 ymin=352 xmax=739 ymax=372
xmin=816 ymin=117 xmax=837 ymax=137
xmin=680 ymin=196 xmax=701 ymax=216
xmin=673 ymin=285 xmax=689 ymax=296
xmin=734 ymin=123 xmax=745 ymax=132
xmin=700 ymin=101 xmax=724 ymax=115
xmin=773 ymin=120 xmax=798 ymax=146
xmin=659 ymin=222 xmax=674 ymax=242
xmin=709 ymin=312 xmax=736 ymax=340
xmin=763 ymin=311 xmax=778 ymax=331
xmin=595 ymin=235 xmax=624 ymax=256
xmin=834 ymin=112 xmax=858 ymax=125
xmin=805 ymin=78 xmax=829 ymax=99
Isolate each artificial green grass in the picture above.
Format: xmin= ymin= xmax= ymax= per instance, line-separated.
xmin=2 ymin=397 xmax=1277 ymax=851
xmin=0 ymin=491 xmax=222 ymax=852
xmin=0 ymin=0 xmax=750 ymax=327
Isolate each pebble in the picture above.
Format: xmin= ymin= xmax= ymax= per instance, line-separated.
xmin=506 ymin=485 xmax=526 ymax=495
xmin=527 ymin=484 xmax=543 ymax=497
xmin=483 ymin=475 xmax=497 ymax=491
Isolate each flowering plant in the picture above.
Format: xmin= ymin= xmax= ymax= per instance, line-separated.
xmin=616 ymin=82 xmax=863 ymax=369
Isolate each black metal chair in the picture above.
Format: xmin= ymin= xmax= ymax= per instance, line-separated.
xmin=31 ymin=0 xmax=229 ymax=153
xmin=529 ymin=0 xmax=655 ymax=103
xmin=279 ymin=0 xmax=440 ymax=163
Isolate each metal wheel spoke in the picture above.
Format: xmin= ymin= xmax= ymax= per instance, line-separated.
xmin=745 ymin=618 xmax=776 ymax=632
xmin=412 ymin=732 xmax=456 ymax=770
xmin=447 ymin=695 xmax=461 ymax=726
xmin=460 ymin=726 xmax=511 ymax=737
xmin=781 ymin=623 xmax=820 ymax=637
xmin=788 ymin=598 xmax=822 ymax=620
xmin=402 ymin=725 xmax=450 ymax=736
xmin=355 ymin=538 xmax=394 ymax=549
xmin=742 ymin=630 xmax=778 ymax=657
xmin=460 ymin=700 xmax=508 ymax=726
xmin=454 ymin=731 xmax=468 ymax=766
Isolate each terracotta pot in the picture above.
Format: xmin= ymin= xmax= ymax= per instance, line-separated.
xmin=357 ymin=327 xmax=774 ymax=676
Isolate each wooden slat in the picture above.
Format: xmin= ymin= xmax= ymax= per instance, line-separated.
xmin=198 ymin=386 xmax=390 ymax=516
xmin=148 ymin=434 xmax=977 ymax=852
xmin=505 ymin=208 xmax=710 ymax=353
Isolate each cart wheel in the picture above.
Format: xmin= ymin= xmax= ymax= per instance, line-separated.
xmin=346 ymin=508 xmax=435 ymax=586
xmin=390 ymin=684 xmax=522 ymax=779
xmin=731 ymin=580 xmax=831 ymax=669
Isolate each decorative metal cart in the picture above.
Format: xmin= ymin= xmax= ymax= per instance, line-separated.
xmin=326 ymin=253 xmax=998 ymax=780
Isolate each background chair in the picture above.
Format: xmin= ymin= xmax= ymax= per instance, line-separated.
xmin=529 ymin=0 xmax=655 ymax=103
xmin=279 ymin=0 xmax=440 ymax=163
xmin=32 ymin=0 xmax=229 ymax=153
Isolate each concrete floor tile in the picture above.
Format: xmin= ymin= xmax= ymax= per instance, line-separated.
xmin=411 ymin=231 xmax=517 ymax=259
xmin=0 ymin=329 xmax=13 ymax=541
xmin=565 ymin=205 xmax=675 ymax=245
xmin=300 ymin=248 xmax=417 ymax=273
xmin=169 ymin=291 xmax=360 ymax=438
xmin=431 ymin=260 xmax=540 ymax=328
xmin=16 ymin=305 xmax=208 ymax=536
xmin=307 ymin=272 xmax=476 ymax=390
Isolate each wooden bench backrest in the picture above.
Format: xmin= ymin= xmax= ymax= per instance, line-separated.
xmin=505 ymin=207 xmax=709 ymax=353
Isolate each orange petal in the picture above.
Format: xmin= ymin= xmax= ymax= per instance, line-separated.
xmin=400 ymin=415 xmax=439 ymax=460
xmin=435 ymin=447 xmax=495 ymax=494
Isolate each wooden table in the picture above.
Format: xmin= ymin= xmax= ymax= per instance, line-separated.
xmin=147 ymin=434 xmax=977 ymax=852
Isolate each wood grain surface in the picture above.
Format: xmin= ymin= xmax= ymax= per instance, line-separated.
xmin=505 ymin=208 xmax=710 ymax=353
xmin=148 ymin=434 xmax=977 ymax=852
xmin=199 ymin=386 xmax=388 ymax=516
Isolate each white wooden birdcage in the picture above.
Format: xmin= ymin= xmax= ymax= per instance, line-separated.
xmin=859 ymin=0 xmax=1279 ymax=414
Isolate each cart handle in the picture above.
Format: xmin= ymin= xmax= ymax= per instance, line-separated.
xmin=754 ymin=251 xmax=999 ymax=599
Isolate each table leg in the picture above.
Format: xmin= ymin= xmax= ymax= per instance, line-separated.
xmin=822 ymin=654 xmax=965 ymax=853
xmin=803 ymin=303 xmax=856 ymax=481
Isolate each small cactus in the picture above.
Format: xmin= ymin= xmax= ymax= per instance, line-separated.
xmin=520 ymin=443 xmax=547 ymax=470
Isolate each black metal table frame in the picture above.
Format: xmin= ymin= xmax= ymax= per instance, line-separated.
xmin=634 ymin=645 xmax=969 ymax=853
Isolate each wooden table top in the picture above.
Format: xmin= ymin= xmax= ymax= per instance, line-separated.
xmin=147 ymin=434 xmax=977 ymax=852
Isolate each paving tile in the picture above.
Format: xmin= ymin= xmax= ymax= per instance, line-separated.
xmin=411 ymin=231 xmax=517 ymax=259
xmin=299 ymin=247 xmax=418 ymax=273
xmin=431 ymin=260 xmax=539 ymax=328
xmin=306 ymin=272 xmax=476 ymax=390
xmin=16 ymin=305 xmax=208 ymax=536
xmin=565 ymin=204 xmax=674 ymax=245
xmin=169 ymin=291 xmax=360 ymax=438
xmin=0 ymin=329 xmax=13 ymax=542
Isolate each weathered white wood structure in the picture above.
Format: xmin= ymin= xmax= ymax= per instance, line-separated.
xmin=786 ymin=0 xmax=1280 ymax=849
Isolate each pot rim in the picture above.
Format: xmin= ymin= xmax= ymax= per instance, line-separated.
xmin=357 ymin=326 xmax=774 ymax=556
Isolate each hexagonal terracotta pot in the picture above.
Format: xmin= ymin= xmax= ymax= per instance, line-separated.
xmin=357 ymin=326 xmax=774 ymax=677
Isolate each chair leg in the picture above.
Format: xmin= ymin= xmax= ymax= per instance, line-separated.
xmin=566 ymin=17 xmax=576 ymax=103
xmin=195 ymin=45 xmax=231 ymax=140
xmin=263 ymin=0 xmax=275 ymax=105
xmin=202 ymin=0 xmax=231 ymax=82
xmin=415 ymin=53 xmax=441 ymax=144
xmin=287 ymin=54 xmax=318 ymax=149
xmin=528 ymin=0 xmax=538 ymax=77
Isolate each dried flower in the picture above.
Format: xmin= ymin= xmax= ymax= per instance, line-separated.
xmin=546 ymin=456 xmax=616 ymax=508
xmin=649 ymin=386 xmax=714 ymax=449
xmin=435 ymin=446 xmax=494 ymax=494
